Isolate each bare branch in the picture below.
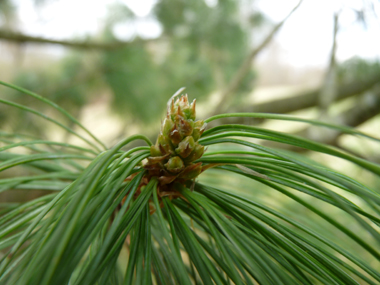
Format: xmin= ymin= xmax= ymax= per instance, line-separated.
xmin=319 ymin=12 xmax=340 ymax=116
xmin=211 ymin=73 xmax=380 ymax=125
xmin=212 ymin=0 xmax=303 ymax=114
xmin=0 ymin=29 xmax=136 ymax=50
xmin=263 ymin=85 xmax=380 ymax=151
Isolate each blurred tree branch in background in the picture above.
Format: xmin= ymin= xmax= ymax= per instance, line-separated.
xmin=214 ymin=68 xmax=380 ymax=157
xmin=318 ymin=11 xmax=339 ymax=117
xmin=263 ymin=85 xmax=380 ymax=158
xmin=0 ymin=29 xmax=139 ymax=50
xmin=212 ymin=72 xmax=380 ymax=125
xmin=212 ymin=0 xmax=303 ymax=115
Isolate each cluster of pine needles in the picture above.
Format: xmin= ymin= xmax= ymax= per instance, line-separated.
xmin=0 ymin=81 xmax=380 ymax=284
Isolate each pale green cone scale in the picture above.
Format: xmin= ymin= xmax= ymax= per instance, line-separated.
xmin=164 ymin=156 xmax=185 ymax=173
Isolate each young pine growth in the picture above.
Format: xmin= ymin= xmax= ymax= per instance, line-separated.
xmin=1 ymin=80 xmax=380 ymax=285
xmin=144 ymin=95 xmax=206 ymax=188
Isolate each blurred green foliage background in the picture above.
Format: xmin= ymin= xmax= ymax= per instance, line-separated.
xmin=0 ymin=0 xmax=379 ymax=144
